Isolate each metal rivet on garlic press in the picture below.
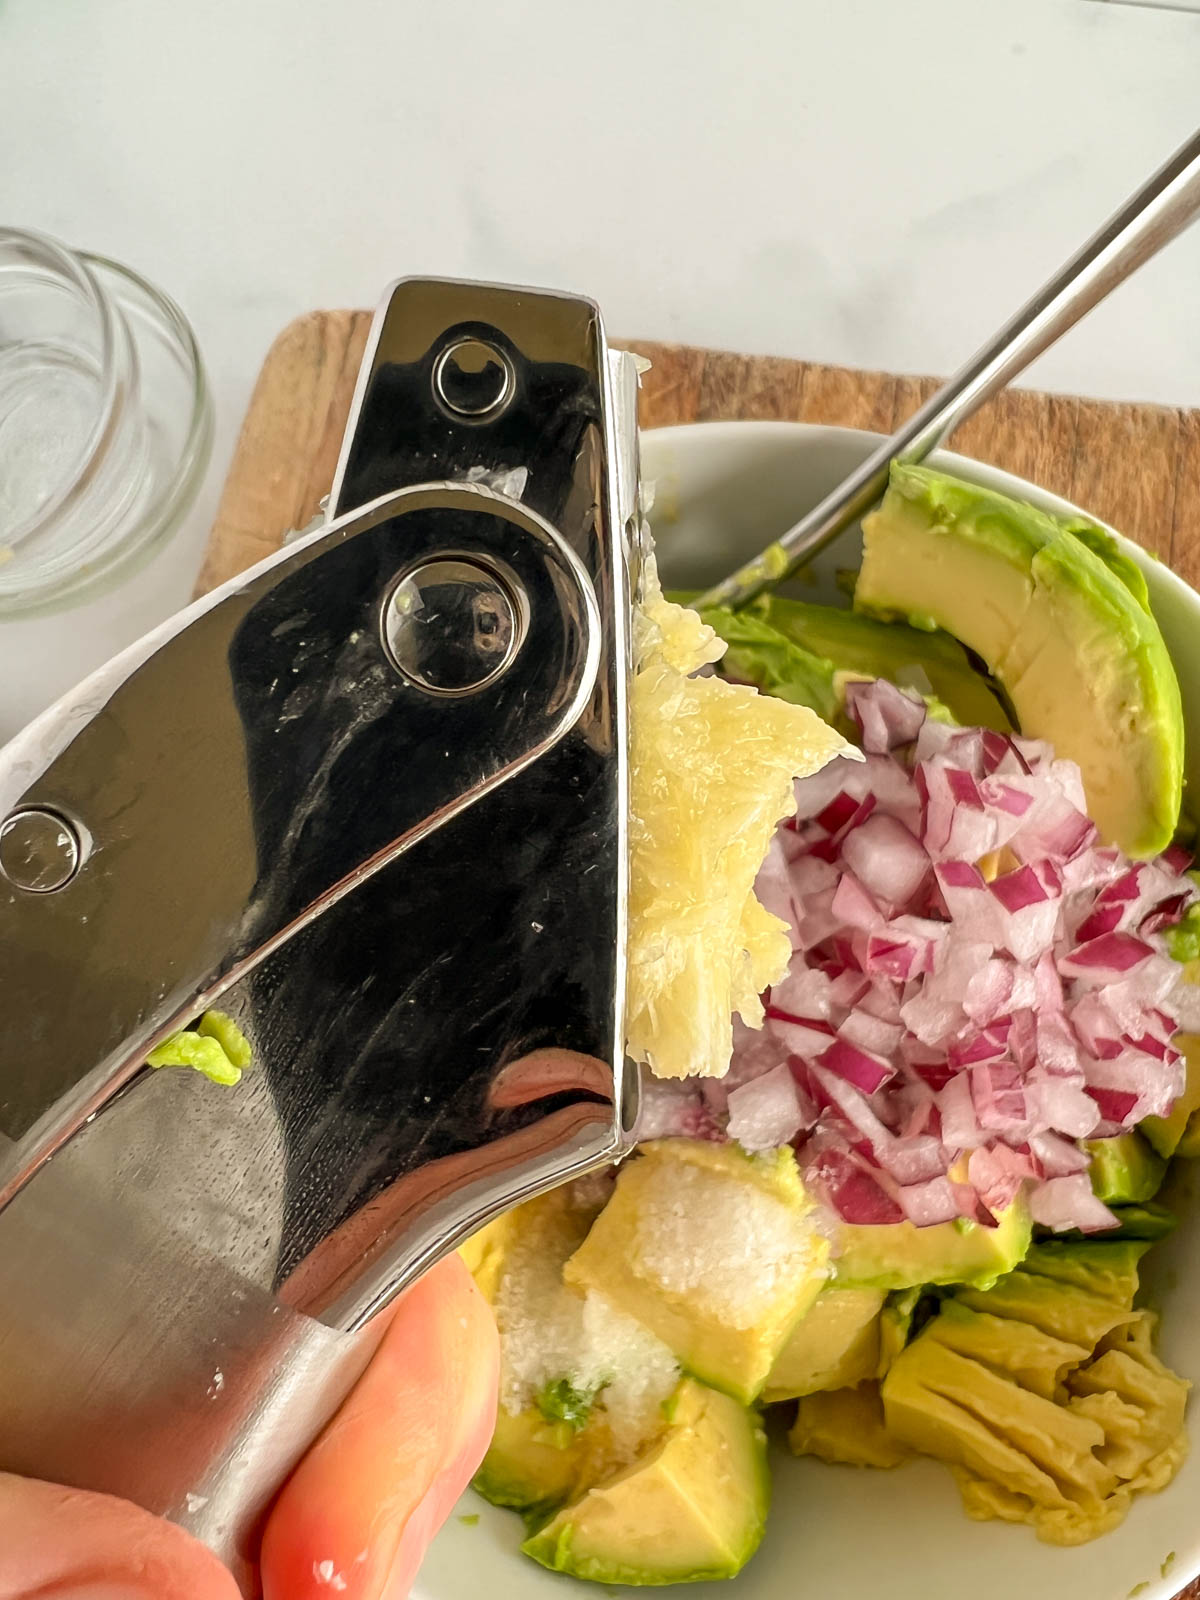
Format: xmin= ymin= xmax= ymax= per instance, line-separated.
xmin=432 ymin=337 xmax=514 ymax=420
xmin=0 ymin=807 xmax=83 ymax=893
xmin=381 ymin=557 xmax=521 ymax=694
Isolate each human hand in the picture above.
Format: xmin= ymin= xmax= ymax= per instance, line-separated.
xmin=0 ymin=1254 xmax=498 ymax=1600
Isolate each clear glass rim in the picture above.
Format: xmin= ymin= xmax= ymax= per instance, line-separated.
xmin=0 ymin=225 xmax=128 ymax=553
xmin=0 ymin=248 xmax=214 ymax=617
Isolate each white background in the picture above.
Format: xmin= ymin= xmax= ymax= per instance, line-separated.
xmin=1 ymin=0 xmax=1199 ymax=737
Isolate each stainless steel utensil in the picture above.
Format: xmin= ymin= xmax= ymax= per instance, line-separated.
xmin=697 ymin=125 xmax=1200 ymax=612
xmin=0 ymin=278 xmax=642 ymax=1591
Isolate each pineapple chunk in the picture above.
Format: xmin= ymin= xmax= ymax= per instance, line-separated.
xmin=626 ymin=564 xmax=850 ymax=1080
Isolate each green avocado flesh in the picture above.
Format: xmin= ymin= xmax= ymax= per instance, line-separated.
xmin=833 ymin=1194 xmax=1032 ymax=1291
xmin=789 ymin=1380 xmax=911 ymax=1468
xmin=1084 ymin=1132 xmax=1166 ymax=1206
xmin=700 ymin=593 xmax=1011 ymax=732
xmin=880 ymin=1241 xmax=1188 ymax=1544
xmin=855 ymin=464 xmax=1184 ymax=858
xmin=762 ymin=1287 xmax=885 ymax=1402
xmin=146 ymin=1009 xmax=251 ymax=1085
xmin=564 ymin=1141 xmax=829 ymax=1405
xmin=521 ymin=1378 xmax=769 ymax=1586
xmin=474 ymin=1404 xmax=596 ymax=1519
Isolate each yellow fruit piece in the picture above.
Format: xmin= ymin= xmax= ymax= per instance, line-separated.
xmin=789 ymin=1381 xmax=911 ymax=1469
xmin=626 ymin=562 xmax=850 ymax=1080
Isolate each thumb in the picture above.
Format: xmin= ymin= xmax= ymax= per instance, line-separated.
xmin=261 ymin=1252 xmax=499 ymax=1600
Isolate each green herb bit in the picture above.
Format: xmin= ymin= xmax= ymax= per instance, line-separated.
xmin=536 ymin=1378 xmax=597 ymax=1431
xmin=458 ymin=1513 xmax=480 ymax=1527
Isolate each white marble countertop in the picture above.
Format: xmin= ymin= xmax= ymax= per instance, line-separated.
xmin=1 ymin=0 xmax=1198 ymax=738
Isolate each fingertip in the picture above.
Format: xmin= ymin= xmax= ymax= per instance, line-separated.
xmin=262 ymin=1254 xmax=498 ymax=1600
xmin=0 ymin=1473 xmax=241 ymax=1600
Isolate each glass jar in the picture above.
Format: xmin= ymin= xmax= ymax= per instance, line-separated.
xmin=0 ymin=227 xmax=212 ymax=615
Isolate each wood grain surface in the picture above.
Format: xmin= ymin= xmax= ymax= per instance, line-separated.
xmin=200 ymin=315 xmax=1200 ymax=1597
xmin=198 ymin=311 xmax=1200 ymax=596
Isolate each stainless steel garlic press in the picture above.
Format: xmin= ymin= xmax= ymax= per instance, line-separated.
xmin=0 ymin=278 xmax=642 ymax=1591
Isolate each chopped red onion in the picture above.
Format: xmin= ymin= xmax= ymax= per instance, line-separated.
xmin=768 ymin=1013 xmax=837 ymax=1060
xmin=635 ymin=1075 xmax=721 ymax=1142
xmin=831 ymin=871 xmax=885 ymax=931
xmin=818 ymin=1035 xmax=896 ymax=1094
xmin=839 ymin=1008 xmax=904 ymax=1060
xmin=716 ymin=676 xmax=1195 ymax=1230
xmin=841 ymin=814 xmax=931 ymax=910
xmin=1085 ymin=1087 xmax=1139 ymax=1125
xmin=844 ymin=677 xmax=927 ymax=753
xmin=1025 ymin=1072 xmax=1100 ymax=1137
xmin=898 ymin=1174 xmax=960 ymax=1227
xmin=1010 ymin=791 xmax=1097 ymax=866
xmin=1029 ymin=1174 xmax=1118 ymax=1234
xmin=806 ymin=1143 xmax=905 ymax=1226
xmin=768 ymin=969 xmax=834 ymax=1023
xmin=1162 ymin=841 xmax=1194 ymax=874
xmin=791 ymin=756 xmax=866 ymax=822
xmin=937 ymin=1072 xmax=984 ymax=1149
xmin=967 ymin=1147 xmax=1024 ymax=1214
xmin=727 ymin=1064 xmax=806 ymax=1152
xmin=971 ymin=1061 xmax=1028 ymax=1132
xmin=1028 ymin=1129 xmax=1091 ymax=1177
xmin=1060 ymin=931 xmax=1156 ymax=979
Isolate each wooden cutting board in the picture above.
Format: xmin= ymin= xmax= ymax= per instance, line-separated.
xmin=200 ymin=315 xmax=1200 ymax=1597
xmin=199 ymin=310 xmax=1200 ymax=596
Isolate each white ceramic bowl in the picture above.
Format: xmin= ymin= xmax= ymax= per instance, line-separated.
xmin=418 ymin=422 xmax=1200 ymax=1600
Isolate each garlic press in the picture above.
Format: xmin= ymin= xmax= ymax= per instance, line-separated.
xmin=0 ymin=279 xmax=641 ymax=1590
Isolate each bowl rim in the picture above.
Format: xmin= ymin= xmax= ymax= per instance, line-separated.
xmin=641 ymin=417 xmax=1199 ymax=617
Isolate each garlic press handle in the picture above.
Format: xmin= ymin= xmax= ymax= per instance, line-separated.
xmin=0 ymin=278 xmax=636 ymax=1589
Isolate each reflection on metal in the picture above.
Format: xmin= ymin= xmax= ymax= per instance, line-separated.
xmin=0 ymin=806 xmax=82 ymax=892
xmin=432 ymin=335 xmax=516 ymax=420
xmin=0 ymin=278 xmax=640 ymax=1587
xmin=381 ymin=553 xmax=524 ymax=694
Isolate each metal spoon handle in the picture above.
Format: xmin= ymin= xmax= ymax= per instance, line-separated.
xmin=696 ymin=126 xmax=1200 ymax=613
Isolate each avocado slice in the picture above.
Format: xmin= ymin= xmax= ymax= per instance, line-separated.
xmin=1017 ymin=1239 xmax=1150 ymax=1305
xmin=521 ymin=1377 xmax=769 ymax=1586
xmin=713 ymin=594 xmax=1011 ymax=731
xmin=564 ymin=1140 xmax=830 ymax=1404
xmin=473 ymin=1404 xmax=599 ymax=1519
xmin=789 ymin=1380 xmax=911 ymax=1469
xmin=955 ymin=1270 xmax=1137 ymax=1349
xmin=461 ymin=1185 xmax=654 ymax=1520
xmin=882 ymin=1336 xmax=1117 ymax=1510
xmin=921 ymin=1298 xmax=1090 ymax=1400
xmin=833 ymin=1195 xmax=1032 ymax=1292
xmin=762 ymin=1287 xmax=884 ymax=1402
xmin=1083 ymin=1131 xmax=1166 ymax=1206
xmin=698 ymin=596 xmax=1010 ymax=733
xmin=877 ymin=1288 xmax=922 ymax=1374
xmin=883 ymin=1245 xmax=1190 ymax=1542
xmin=1061 ymin=519 xmax=1152 ymax=613
xmin=855 ymin=464 xmax=1184 ymax=858
xmin=698 ymin=605 xmax=840 ymax=721
xmin=1066 ymin=1313 xmax=1190 ymax=1484
xmin=1142 ymin=1034 xmax=1200 ymax=1158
